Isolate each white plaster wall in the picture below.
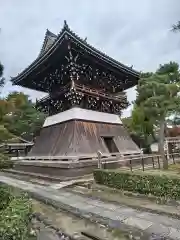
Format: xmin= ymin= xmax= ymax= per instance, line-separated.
xmin=43 ymin=108 xmax=122 ymax=127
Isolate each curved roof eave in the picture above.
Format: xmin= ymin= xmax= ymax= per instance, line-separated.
xmin=12 ymin=21 xmax=140 ymax=85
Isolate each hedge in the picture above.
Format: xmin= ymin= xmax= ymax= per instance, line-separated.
xmin=0 ymin=185 xmax=32 ymax=240
xmin=93 ymin=169 xmax=180 ymax=200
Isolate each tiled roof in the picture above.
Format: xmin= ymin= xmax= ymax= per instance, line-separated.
xmin=12 ymin=20 xmax=139 ymax=85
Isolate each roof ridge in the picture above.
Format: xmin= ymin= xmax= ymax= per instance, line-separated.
xmin=62 ymin=22 xmax=139 ymax=76
xmin=12 ymin=20 xmax=139 ymax=84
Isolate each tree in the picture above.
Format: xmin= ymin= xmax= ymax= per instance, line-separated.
xmin=135 ymin=62 xmax=180 ymax=169
xmin=0 ymin=125 xmax=14 ymax=143
xmin=157 ymin=61 xmax=179 ymax=76
xmin=0 ymin=62 xmax=5 ymax=90
xmin=0 ymin=63 xmax=45 ymax=143
xmin=172 ymin=21 xmax=180 ymax=32
xmin=0 ymin=62 xmax=14 ymax=142
xmin=140 ymin=72 xmax=153 ymax=78
xmin=4 ymin=92 xmax=45 ymax=140
xmin=122 ymin=106 xmax=155 ymax=153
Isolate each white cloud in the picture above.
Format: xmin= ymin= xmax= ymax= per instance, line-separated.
xmin=0 ymin=0 xmax=180 ymax=117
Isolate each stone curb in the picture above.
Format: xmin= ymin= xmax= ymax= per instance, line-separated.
xmin=93 ymin=184 xmax=180 ymax=207
xmin=66 ymin=188 xmax=180 ymax=220
xmin=29 ymin=191 xmax=172 ymax=240
xmin=32 ymin=212 xmax=82 ymax=240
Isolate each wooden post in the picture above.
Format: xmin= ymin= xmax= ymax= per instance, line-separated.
xmin=142 ymin=157 xmax=145 ymax=171
xmin=172 ymin=152 xmax=175 ymax=164
xmin=25 ymin=146 xmax=28 ymax=156
xmin=129 ymin=159 xmax=132 ymax=172
xmin=157 ymin=155 xmax=160 ymax=169
xmin=152 ymin=156 xmax=155 ymax=169
xmin=97 ymin=151 xmax=102 ymax=169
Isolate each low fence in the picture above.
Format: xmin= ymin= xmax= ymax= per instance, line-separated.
xmin=99 ymin=152 xmax=180 ymax=172
xmin=10 ymin=151 xmax=180 ymax=173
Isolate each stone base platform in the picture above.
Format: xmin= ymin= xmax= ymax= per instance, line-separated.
xmin=2 ymin=169 xmax=93 ymax=183
xmin=10 ymin=157 xmax=125 ymax=180
xmin=9 ymin=152 xmax=155 ymax=181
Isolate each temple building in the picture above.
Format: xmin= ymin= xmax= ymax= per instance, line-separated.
xmin=12 ymin=21 xmax=140 ymax=159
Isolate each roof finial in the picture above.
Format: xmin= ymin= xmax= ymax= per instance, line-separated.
xmin=64 ymin=20 xmax=68 ymax=29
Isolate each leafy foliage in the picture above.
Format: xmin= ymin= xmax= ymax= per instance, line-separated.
xmin=136 ymin=74 xmax=180 ymax=118
xmin=0 ymin=125 xmax=15 ymax=143
xmin=0 ymin=62 xmax=3 ymax=77
xmin=122 ymin=107 xmax=155 ymax=153
xmin=131 ymin=106 xmax=154 ymax=137
xmin=156 ymin=61 xmax=179 ymax=75
xmin=94 ymin=169 xmax=180 ymax=200
xmin=172 ymin=21 xmax=180 ymax=32
xmin=0 ymin=62 xmax=5 ymax=90
xmin=0 ymin=153 xmax=13 ymax=169
xmin=0 ymin=62 xmax=15 ymax=144
xmin=140 ymin=72 xmax=153 ymax=78
xmin=0 ymin=187 xmax=32 ymax=240
xmin=0 ymin=185 xmax=13 ymax=210
xmin=0 ymin=60 xmax=45 ymax=143
xmin=3 ymin=92 xmax=45 ymax=140
xmin=134 ymin=62 xmax=180 ymax=168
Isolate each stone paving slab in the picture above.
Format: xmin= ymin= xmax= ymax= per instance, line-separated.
xmin=137 ymin=212 xmax=180 ymax=229
xmin=37 ymin=230 xmax=60 ymax=240
xmin=0 ymin=175 xmax=180 ymax=239
xmin=146 ymin=224 xmax=170 ymax=237
xmin=169 ymin=227 xmax=180 ymax=240
xmin=123 ymin=216 xmax=153 ymax=230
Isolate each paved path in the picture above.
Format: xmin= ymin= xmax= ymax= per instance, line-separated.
xmin=0 ymin=175 xmax=180 ymax=239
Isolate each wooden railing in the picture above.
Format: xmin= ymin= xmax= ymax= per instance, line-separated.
xmin=100 ymin=152 xmax=180 ymax=172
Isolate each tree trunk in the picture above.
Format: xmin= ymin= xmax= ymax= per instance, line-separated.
xmin=158 ymin=118 xmax=168 ymax=169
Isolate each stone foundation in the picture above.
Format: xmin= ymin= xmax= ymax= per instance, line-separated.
xmin=13 ymin=158 xmax=122 ymax=178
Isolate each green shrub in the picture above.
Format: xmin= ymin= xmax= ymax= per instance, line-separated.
xmin=94 ymin=169 xmax=180 ymax=199
xmin=0 ymin=153 xmax=13 ymax=169
xmin=0 ymin=186 xmax=32 ymax=240
xmin=0 ymin=185 xmax=13 ymax=210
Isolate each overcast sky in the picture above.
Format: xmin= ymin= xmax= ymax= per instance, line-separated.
xmin=0 ymin=0 xmax=180 ymax=117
